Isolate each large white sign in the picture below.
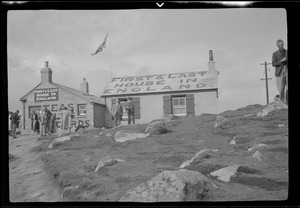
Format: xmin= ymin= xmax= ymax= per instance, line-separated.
xmin=102 ymin=71 xmax=218 ymax=96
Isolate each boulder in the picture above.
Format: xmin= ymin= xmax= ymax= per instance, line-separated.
xmin=119 ymin=169 xmax=212 ymax=202
xmin=214 ymin=116 xmax=228 ymax=128
xmin=252 ymin=150 xmax=263 ymax=161
xmin=145 ymin=119 xmax=171 ymax=135
xmin=256 ymin=100 xmax=288 ymax=117
xmin=114 ymin=130 xmax=150 ymax=143
xmin=61 ymin=185 xmax=80 ymax=198
xmin=106 ymin=133 xmax=113 ymax=137
xmin=210 ymin=165 xmax=240 ymax=182
xmin=57 ymin=131 xmax=71 ymax=138
xmin=161 ymin=114 xmax=176 ymax=122
xmin=229 ymin=137 xmax=236 ymax=145
xmin=48 ymin=135 xmax=72 ymax=149
xmin=243 ymin=114 xmax=254 ymax=118
xmin=247 ymin=143 xmax=267 ymax=152
xmin=179 ymin=149 xmax=210 ymax=168
xmin=94 ymin=156 xmax=125 ymax=172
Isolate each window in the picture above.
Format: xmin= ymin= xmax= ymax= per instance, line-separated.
xmin=78 ymin=104 xmax=87 ymax=116
xmin=172 ymin=97 xmax=186 ymax=116
xmin=28 ymin=106 xmax=41 ymax=118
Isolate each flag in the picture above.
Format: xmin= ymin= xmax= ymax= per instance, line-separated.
xmin=91 ymin=32 xmax=109 ymax=56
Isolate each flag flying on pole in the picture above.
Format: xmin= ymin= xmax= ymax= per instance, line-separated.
xmin=91 ymin=32 xmax=109 ymax=56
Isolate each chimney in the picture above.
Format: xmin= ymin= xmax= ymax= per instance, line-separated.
xmin=41 ymin=61 xmax=53 ymax=83
xmin=207 ymin=50 xmax=216 ymax=74
xmin=80 ymin=78 xmax=89 ymax=94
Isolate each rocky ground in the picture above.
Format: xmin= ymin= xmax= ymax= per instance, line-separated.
xmin=9 ymin=101 xmax=289 ymax=202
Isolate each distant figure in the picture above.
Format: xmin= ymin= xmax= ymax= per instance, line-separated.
xmin=43 ymin=107 xmax=52 ymax=135
xmin=9 ymin=111 xmax=13 ymax=136
xmin=31 ymin=111 xmax=39 ymax=135
xmin=111 ymin=99 xmax=123 ymax=127
xmin=10 ymin=110 xmax=19 ymax=138
xmin=39 ymin=110 xmax=47 ymax=137
xmin=68 ymin=107 xmax=75 ymax=133
xmin=272 ymin=39 xmax=288 ymax=104
xmin=274 ymin=95 xmax=280 ymax=101
xmin=75 ymin=124 xmax=85 ymax=133
xmin=49 ymin=113 xmax=57 ymax=134
xmin=126 ymin=97 xmax=135 ymax=125
xmin=61 ymin=107 xmax=69 ymax=131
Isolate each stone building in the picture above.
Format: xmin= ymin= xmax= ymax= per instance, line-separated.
xmin=101 ymin=50 xmax=219 ymax=128
xmin=20 ymin=61 xmax=106 ymax=133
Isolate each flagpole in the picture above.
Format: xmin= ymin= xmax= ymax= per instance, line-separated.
xmin=109 ymin=29 xmax=112 ymax=81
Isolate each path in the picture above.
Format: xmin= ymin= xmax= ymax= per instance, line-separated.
xmin=9 ymin=134 xmax=63 ymax=202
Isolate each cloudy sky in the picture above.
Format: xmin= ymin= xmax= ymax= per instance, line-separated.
xmin=7 ymin=8 xmax=287 ymax=113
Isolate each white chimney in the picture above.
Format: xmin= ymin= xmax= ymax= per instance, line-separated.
xmin=80 ymin=78 xmax=89 ymax=94
xmin=207 ymin=50 xmax=216 ymax=74
xmin=40 ymin=61 xmax=53 ymax=83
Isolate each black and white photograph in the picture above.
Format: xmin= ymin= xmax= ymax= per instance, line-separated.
xmin=4 ymin=1 xmax=296 ymax=205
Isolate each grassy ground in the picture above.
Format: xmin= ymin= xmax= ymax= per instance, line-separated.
xmin=30 ymin=104 xmax=288 ymax=201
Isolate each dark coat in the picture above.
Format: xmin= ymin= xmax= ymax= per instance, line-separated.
xmin=272 ymin=49 xmax=288 ymax=77
xmin=10 ymin=112 xmax=19 ymax=124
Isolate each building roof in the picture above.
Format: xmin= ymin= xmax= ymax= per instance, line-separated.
xmin=101 ymin=70 xmax=218 ymax=97
xmin=20 ymin=82 xmax=105 ymax=105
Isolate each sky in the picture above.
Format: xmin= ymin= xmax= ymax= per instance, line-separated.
xmin=7 ymin=8 xmax=287 ymax=114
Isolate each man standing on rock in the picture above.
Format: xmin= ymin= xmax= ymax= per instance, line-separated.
xmin=10 ymin=110 xmax=19 ymax=138
xmin=126 ymin=97 xmax=135 ymax=125
xmin=272 ymin=39 xmax=288 ymax=104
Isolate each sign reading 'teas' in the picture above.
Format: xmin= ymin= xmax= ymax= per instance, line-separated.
xmin=34 ymin=88 xmax=58 ymax=102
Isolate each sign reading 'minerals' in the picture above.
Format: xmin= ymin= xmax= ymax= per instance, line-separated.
xmin=34 ymin=88 xmax=58 ymax=102
xmin=102 ymin=71 xmax=218 ymax=96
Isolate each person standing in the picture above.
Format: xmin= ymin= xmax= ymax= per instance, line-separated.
xmin=39 ymin=110 xmax=46 ymax=137
xmin=68 ymin=107 xmax=75 ymax=133
xmin=126 ymin=97 xmax=135 ymax=125
xmin=31 ymin=111 xmax=39 ymax=135
xmin=61 ymin=107 xmax=69 ymax=131
xmin=43 ymin=107 xmax=52 ymax=135
xmin=50 ymin=113 xmax=57 ymax=134
xmin=272 ymin=39 xmax=288 ymax=104
xmin=30 ymin=111 xmax=35 ymax=134
xmin=11 ymin=110 xmax=19 ymax=138
xmin=9 ymin=111 xmax=13 ymax=136
xmin=111 ymin=99 xmax=123 ymax=127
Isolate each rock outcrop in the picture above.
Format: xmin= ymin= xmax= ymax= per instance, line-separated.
xmin=179 ymin=149 xmax=210 ymax=168
xmin=48 ymin=136 xmax=72 ymax=149
xmin=214 ymin=116 xmax=228 ymax=128
xmin=119 ymin=169 xmax=212 ymax=202
xmin=145 ymin=120 xmax=171 ymax=135
xmin=114 ymin=130 xmax=149 ymax=143
xmin=256 ymin=100 xmax=288 ymax=117
xmin=210 ymin=165 xmax=240 ymax=182
xmin=94 ymin=156 xmax=125 ymax=172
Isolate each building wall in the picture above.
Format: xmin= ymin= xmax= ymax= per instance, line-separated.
xmin=103 ymin=90 xmax=217 ymax=127
xmin=23 ymin=82 xmax=105 ymax=133
xmin=194 ymin=90 xmax=218 ymax=115
xmin=93 ymin=103 xmax=105 ymax=128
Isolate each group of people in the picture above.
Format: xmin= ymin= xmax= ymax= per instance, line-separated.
xmin=35 ymin=106 xmax=75 ymax=136
xmin=111 ymin=96 xmax=135 ymax=127
xmin=9 ymin=106 xmax=76 ymax=138
xmin=30 ymin=106 xmax=56 ymax=137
